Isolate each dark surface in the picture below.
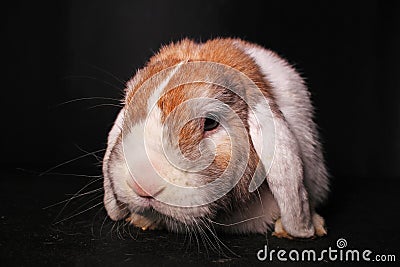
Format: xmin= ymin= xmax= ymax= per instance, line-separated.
xmin=0 ymin=167 xmax=398 ymax=266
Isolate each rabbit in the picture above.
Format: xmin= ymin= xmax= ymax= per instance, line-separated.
xmin=102 ymin=38 xmax=329 ymax=238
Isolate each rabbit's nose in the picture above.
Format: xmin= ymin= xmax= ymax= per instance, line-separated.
xmin=127 ymin=179 xmax=165 ymax=198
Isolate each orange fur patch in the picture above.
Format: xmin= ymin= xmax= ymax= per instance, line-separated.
xmin=125 ymin=38 xmax=278 ymax=126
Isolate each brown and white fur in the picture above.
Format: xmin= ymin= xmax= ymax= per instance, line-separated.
xmin=102 ymin=38 xmax=329 ymax=238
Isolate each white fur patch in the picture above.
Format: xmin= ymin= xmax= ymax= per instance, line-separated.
xmin=103 ymin=108 xmax=124 ymax=167
xmin=122 ymin=60 xmax=189 ymax=192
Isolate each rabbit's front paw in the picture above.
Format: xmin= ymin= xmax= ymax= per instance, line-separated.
xmin=272 ymin=213 xmax=327 ymax=239
xmin=126 ymin=213 xmax=163 ymax=231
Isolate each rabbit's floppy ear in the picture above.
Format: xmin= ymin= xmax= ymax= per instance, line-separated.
xmin=103 ymin=109 xmax=129 ymax=220
xmin=103 ymin=173 xmax=128 ymax=220
xmin=239 ymin=40 xmax=315 ymax=237
xmin=248 ymin=100 xmax=314 ymax=238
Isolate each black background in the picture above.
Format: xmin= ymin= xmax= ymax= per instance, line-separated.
xmin=2 ymin=0 xmax=400 ymax=266
xmin=3 ymin=0 xmax=400 ymax=177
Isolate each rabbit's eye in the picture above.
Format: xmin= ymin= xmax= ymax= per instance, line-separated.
xmin=203 ymin=118 xmax=219 ymax=131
